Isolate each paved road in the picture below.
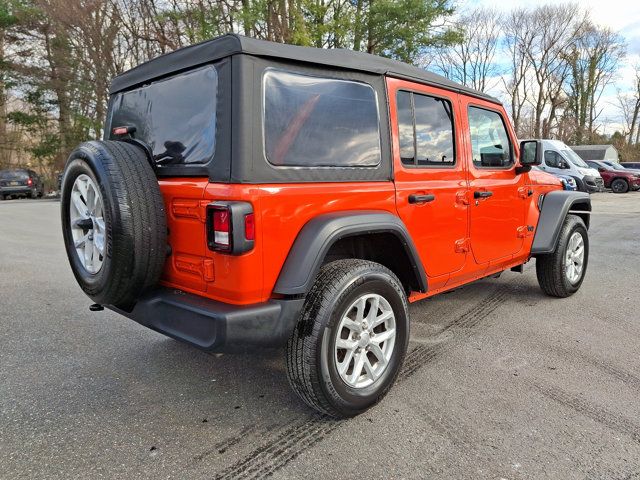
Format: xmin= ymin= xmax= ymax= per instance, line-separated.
xmin=1 ymin=193 xmax=639 ymax=479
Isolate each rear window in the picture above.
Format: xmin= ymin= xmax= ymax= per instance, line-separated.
xmin=263 ymin=70 xmax=381 ymax=167
xmin=0 ymin=170 xmax=28 ymax=180
xmin=107 ymin=65 xmax=218 ymax=165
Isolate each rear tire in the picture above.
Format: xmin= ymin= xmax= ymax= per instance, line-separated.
xmin=286 ymin=259 xmax=409 ymax=418
xmin=611 ymin=178 xmax=629 ymax=193
xmin=61 ymin=140 xmax=167 ymax=308
xmin=536 ymin=215 xmax=588 ymax=298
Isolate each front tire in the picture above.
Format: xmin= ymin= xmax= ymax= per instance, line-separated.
xmin=611 ymin=178 xmax=629 ymax=193
xmin=286 ymin=259 xmax=409 ymax=418
xmin=536 ymin=214 xmax=589 ymax=298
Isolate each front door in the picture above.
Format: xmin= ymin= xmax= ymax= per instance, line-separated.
xmin=461 ymin=99 xmax=527 ymax=265
xmin=388 ymin=78 xmax=469 ymax=286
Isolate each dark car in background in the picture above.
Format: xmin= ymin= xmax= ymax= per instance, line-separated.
xmin=621 ymin=162 xmax=640 ymax=169
xmin=586 ymin=160 xmax=640 ymax=193
xmin=602 ymin=161 xmax=640 ymax=175
xmin=0 ymin=169 xmax=45 ymax=200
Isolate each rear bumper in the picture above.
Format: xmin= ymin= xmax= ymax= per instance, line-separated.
xmin=0 ymin=186 xmax=31 ymax=195
xmin=109 ymin=288 xmax=304 ymax=352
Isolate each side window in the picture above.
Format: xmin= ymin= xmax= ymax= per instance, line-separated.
xmin=396 ymin=90 xmax=455 ymax=167
xmin=397 ymin=91 xmax=414 ymax=165
xmin=263 ymin=70 xmax=381 ymax=167
xmin=468 ymin=107 xmax=513 ymax=168
xmin=544 ymin=151 xmax=559 ymax=167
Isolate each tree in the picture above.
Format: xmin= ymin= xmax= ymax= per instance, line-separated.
xmin=565 ymin=22 xmax=626 ymax=144
xmin=432 ymin=7 xmax=501 ymax=92
xmin=357 ymin=0 xmax=459 ymax=63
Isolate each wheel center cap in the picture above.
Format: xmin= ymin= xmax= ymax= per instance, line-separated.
xmin=358 ymin=332 xmax=370 ymax=348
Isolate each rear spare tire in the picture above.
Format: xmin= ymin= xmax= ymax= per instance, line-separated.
xmin=61 ymin=140 xmax=167 ymax=308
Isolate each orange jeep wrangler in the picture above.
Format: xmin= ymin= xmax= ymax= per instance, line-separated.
xmin=61 ymin=34 xmax=591 ymax=418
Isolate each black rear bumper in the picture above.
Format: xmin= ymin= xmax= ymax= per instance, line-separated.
xmin=109 ymin=288 xmax=304 ymax=352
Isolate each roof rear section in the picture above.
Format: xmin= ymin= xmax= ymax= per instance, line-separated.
xmin=109 ymin=34 xmax=500 ymax=105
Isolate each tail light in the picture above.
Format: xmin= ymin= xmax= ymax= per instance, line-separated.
xmin=27 ymin=177 xmax=33 ymax=186
xmin=206 ymin=201 xmax=254 ymax=254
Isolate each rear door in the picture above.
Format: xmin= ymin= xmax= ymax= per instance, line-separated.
xmin=388 ymin=78 xmax=469 ymax=287
xmin=460 ymin=98 xmax=527 ymax=265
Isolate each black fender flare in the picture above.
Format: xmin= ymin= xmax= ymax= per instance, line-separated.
xmin=531 ymin=190 xmax=591 ymax=255
xmin=273 ymin=211 xmax=428 ymax=296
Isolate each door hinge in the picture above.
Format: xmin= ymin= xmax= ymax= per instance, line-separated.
xmin=517 ymin=225 xmax=535 ymax=238
xmin=455 ymin=238 xmax=470 ymax=253
xmin=518 ymin=186 xmax=534 ymax=199
xmin=456 ymin=190 xmax=470 ymax=206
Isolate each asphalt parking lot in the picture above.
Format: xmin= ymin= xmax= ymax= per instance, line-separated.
xmin=1 ymin=193 xmax=640 ymax=479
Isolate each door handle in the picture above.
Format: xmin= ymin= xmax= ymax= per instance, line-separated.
xmin=473 ymin=190 xmax=493 ymax=199
xmin=408 ymin=193 xmax=435 ymax=204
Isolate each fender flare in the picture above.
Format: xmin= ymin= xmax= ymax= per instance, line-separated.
xmin=273 ymin=211 xmax=428 ymax=296
xmin=531 ymin=190 xmax=591 ymax=255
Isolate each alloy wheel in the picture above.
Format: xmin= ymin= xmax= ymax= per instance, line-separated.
xmin=334 ymin=293 xmax=396 ymax=389
xmin=564 ymin=231 xmax=585 ymax=284
xmin=69 ymin=174 xmax=105 ymax=274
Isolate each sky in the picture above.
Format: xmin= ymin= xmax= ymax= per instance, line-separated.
xmin=461 ymin=0 xmax=640 ymax=135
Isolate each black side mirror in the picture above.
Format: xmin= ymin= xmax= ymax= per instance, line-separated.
xmin=516 ymin=140 xmax=542 ymax=174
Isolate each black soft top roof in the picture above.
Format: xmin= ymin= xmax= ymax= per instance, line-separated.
xmin=109 ymin=34 xmax=500 ymax=104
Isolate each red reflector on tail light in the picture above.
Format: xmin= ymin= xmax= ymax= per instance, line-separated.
xmin=244 ymin=213 xmax=255 ymax=241
xmin=27 ymin=178 xmax=33 ymax=186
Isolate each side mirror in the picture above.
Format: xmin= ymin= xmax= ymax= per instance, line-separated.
xmin=516 ymin=140 xmax=542 ymax=174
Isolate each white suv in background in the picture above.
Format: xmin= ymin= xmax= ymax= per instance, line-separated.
xmin=529 ymin=139 xmax=604 ymax=193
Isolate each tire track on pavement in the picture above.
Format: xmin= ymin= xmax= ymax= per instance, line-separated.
xmin=211 ymin=286 xmax=512 ymax=479
xmin=532 ymin=383 xmax=640 ymax=444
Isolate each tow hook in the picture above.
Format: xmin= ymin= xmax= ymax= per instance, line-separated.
xmin=89 ymin=304 xmax=104 ymax=312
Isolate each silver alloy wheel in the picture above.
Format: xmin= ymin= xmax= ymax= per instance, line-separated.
xmin=334 ymin=293 xmax=396 ymax=389
xmin=564 ymin=231 xmax=585 ymax=284
xmin=69 ymin=174 xmax=105 ymax=274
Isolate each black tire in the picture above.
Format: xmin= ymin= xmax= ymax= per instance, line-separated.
xmin=286 ymin=259 xmax=409 ymax=418
xmin=535 ymin=214 xmax=589 ymax=298
xmin=611 ymin=178 xmax=629 ymax=193
xmin=61 ymin=140 xmax=167 ymax=308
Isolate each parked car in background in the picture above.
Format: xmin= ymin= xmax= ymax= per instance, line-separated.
xmin=529 ymin=139 xmax=603 ymax=193
xmin=0 ymin=169 xmax=45 ymax=200
xmin=531 ymin=166 xmax=577 ymax=191
xmin=621 ymin=162 xmax=640 ymax=169
xmin=601 ymin=161 xmax=640 ymax=176
xmin=586 ymin=160 xmax=640 ymax=193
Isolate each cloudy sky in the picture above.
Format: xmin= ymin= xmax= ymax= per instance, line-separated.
xmin=459 ymin=0 xmax=640 ymax=135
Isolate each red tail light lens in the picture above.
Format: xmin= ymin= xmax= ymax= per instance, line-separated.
xmin=212 ymin=207 xmax=231 ymax=251
xmin=244 ymin=213 xmax=255 ymax=241
xmin=27 ymin=177 xmax=33 ymax=186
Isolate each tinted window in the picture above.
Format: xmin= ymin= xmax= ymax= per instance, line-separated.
xmin=0 ymin=170 xmax=28 ymax=180
xmin=397 ymin=91 xmax=414 ymax=165
xmin=396 ymin=91 xmax=455 ymax=167
xmin=264 ymin=70 xmax=381 ymax=167
xmin=108 ymin=65 xmax=218 ymax=165
xmin=468 ymin=107 xmax=512 ymax=168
